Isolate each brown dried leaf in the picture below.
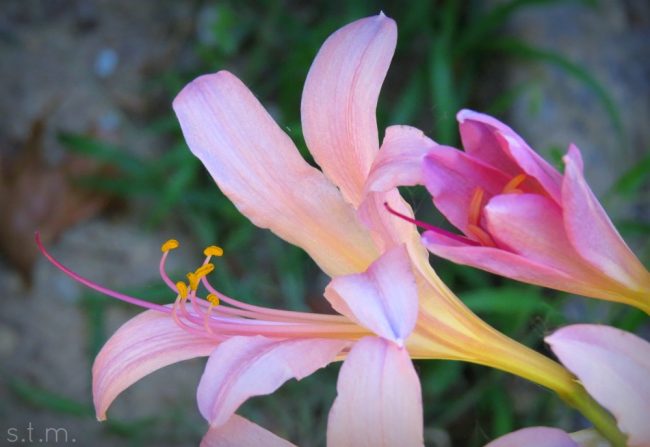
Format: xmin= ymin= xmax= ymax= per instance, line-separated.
xmin=0 ymin=111 xmax=112 ymax=285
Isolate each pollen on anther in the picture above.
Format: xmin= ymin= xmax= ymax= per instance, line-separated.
xmin=194 ymin=263 xmax=215 ymax=278
xmin=207 ymin=293 xmax=220 ymax=306
xmin=161 ymin=239 xmax=180 ymax=252
xmin=186 ymin=272 xmax=200 ymax=291
xmin=176 ymin=281 xmax=188 ymax=299
xmin=204 ymin=245 xmax=224 ymax=258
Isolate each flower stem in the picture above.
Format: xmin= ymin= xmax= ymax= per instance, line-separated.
xmin=561 ymin=384 xmax=627 ymax=447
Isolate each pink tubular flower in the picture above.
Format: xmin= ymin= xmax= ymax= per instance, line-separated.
xmin=485 ymin=324 xmax=650 ymax=447
xmin=372 ymin=110 xmax=650 ymax=313
xmin=39 ymin=14 xmax=607 ymax=445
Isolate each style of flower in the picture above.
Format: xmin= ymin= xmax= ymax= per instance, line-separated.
xmin=39 ymin=14 xmax=621 ymax=445
xmin=372 ymin=110 xmax=650 ymax=313
xmin=485 ymin=324 xmax=650 ymax=447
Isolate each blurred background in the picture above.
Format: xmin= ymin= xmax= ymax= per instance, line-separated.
xmin=1 ymin=0 xmax=648 ymax=446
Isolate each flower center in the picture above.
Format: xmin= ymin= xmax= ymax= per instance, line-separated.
xmin=465 ymin=174 xmax=527 ymax=247
xmin=383 ymin=173 xmax=529 ymax=249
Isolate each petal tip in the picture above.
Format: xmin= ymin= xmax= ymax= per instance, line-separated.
xmin=172 ymin=70 xmax=236 ymax=108
xmin=456 ymin=108 xmax=482 ymax=123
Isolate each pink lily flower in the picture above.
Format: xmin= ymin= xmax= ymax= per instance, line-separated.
xmin=371 ymin=111 xmax=650 ymax=313
xmin=40 ymin=235 xmax=422 ymax=445
xmin=39 ymin=14 xmax=605 ymax=444
xmin=485 ymin=324 xmax=650 ymax=447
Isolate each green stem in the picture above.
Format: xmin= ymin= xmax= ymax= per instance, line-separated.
xmin=562 ymin=385 xmax=627 ymax=447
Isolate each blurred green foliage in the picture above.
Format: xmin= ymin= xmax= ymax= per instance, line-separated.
xmin=13 ymin=0 xmax=642 ymax=446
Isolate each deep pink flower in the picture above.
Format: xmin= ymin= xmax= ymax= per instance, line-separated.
xmin=370 ymin=111 xmax=650 ymax=313
xmin=485 ymin=324 xmax=650 ymax=447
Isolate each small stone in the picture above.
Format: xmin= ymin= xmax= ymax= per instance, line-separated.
xmin=94 ymin=48 xmax=118 ymax=78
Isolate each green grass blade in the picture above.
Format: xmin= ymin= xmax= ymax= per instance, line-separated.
xmin=58 ymin=132 xmax=144 ymax=175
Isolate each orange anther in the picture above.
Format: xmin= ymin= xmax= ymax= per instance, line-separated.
xmin=468 ymin=187 xmax=486 ymax=227
xmin=502 ymin=174 xmax=527 ymax=194
xmin=207 ymin=293 xmax=220 ymax=306
xmin=186 ymin=272 xmax=200 ymax=291
xmin=176 ymin=281 xmax=188 ymax=300
xmin=194 ymin=263 xmax=215 ymax=277
xmin=467 ymin=224 xmax=497 ymax=247
xmin=204 ymin=246 xmax=224 ymax=258
xmin=161 ymin=239 xmax=180 ymax=252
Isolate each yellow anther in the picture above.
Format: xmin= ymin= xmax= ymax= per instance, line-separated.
xmin=194 ymin=263 xmax=215 ymax=278
xmin=186 ymin=272 xmax=200 ymax=291
xmin=203 ymin=245 xmax=224 ymax=258
xmin=207 ymin=293 xmax=220 ymax=306
xmin=176 ymin=281 xmax=188 ymax=300
xmin=161 ymin=239 xmax=180 ymax=252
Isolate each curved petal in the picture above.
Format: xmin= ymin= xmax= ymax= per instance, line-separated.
xmin=201 ymin=415 xmax=296 ymax=447
xmin=423 ymin=148 xmax=511 ymax=233
xmin=562 ymin=145 xmax=650 ymax=292
xmin=327 ymin=337 xmax=423 ymax=447
xmin=173 ymin=71 xmax=378 ymax=277
xmin=92 ymin=310 xmax=217 ymax=420
xmin=325 ymin=245 xmax=418 ymax=344
xmin=484 ymin=193 xmax=614 ymax=287
xmin=365 ymin=125 xmax=435 ymax=193
xmin=458 ymin=110 xmax=563 ymax=202
xmin=457 ymin=111 xmax=521 ymax=176
xmin=421 ymin=230 xmax=603 ymax=297
xmin=484 ymin=427 xmax=578 ymax=447
xmin=301 ymin=13 xmax=397 ymax=206
xmin=197 ymin=335 xmax=346 ymax=427
xmin=546 ymin=325 xmax=650 ymax=446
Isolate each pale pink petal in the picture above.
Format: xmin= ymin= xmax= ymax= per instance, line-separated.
xmin=173 ymin=71 xmax=378 ymax=277
xmin=357 ymin=189 xmax=426 ymax=254
xmin=325 ymin=245 xmax=418 ymax=344
xmin=423 ymin=147 xmax=510 ymax=233
xmin=365 ymin=125 xmax=435 ymax=193
xmin=301 ymin=13 xmax=397 ymax=206
xmin=484 ymin=427 xmax=578 ymax=447
xmin=546 ymin=325 xmax=650 ymax=446
xmin=197 ymin=335 xmax=346 ymax=427
xmin=484 ymin=193 xmax=609 ymax=283
xmin=92 ymin=310 xmax=217 ymax=420
xmin=327 ymin=337 xmax=423 ymax=447
xmin=201 ymin=415 xmax=296 ymax=447
xmin=458 ymin=110 xmax=563 ymax=202
xmin=562 ymin=145 xmax=650 ymax=291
